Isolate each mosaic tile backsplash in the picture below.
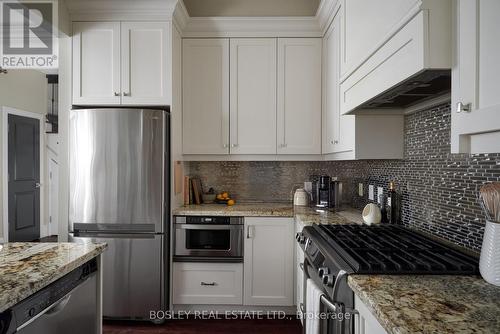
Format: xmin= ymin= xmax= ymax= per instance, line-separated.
xmin=187 ymin=103 xmax=500 ymax=251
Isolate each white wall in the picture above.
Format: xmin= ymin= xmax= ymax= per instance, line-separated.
xmin=0 ymin=70 xmax=48 ymax=241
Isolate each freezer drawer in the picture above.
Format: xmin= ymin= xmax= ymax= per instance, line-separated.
xmin=71 ymin=234 xmax=164 ymax=319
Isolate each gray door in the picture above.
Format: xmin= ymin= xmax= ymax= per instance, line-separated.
xmin=8 ymin=114 xmax=40 ymax=242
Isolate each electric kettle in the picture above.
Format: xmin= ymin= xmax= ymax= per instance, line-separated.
xmin=294 ymin=188 xmax=309 ymax=206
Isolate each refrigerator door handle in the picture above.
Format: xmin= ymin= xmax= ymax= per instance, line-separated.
xmin=73 ymin=232 xmax=157 ymax=239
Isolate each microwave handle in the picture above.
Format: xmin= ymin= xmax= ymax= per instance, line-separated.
xmin=177 ymin=224 xmax=242 ymax=230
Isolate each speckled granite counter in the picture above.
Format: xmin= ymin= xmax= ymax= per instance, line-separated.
xmin=294 ymin=206 xmax=364 ymax=225
xmin=173 ymin=203 xmax=294 ymax=217
xmin=0 ymin=242 xmax=107 ymax=312
xmin=348 ymin=274 xmax=500 ymax=334
xmin=173 ymin=203 xmax=364 ymax=225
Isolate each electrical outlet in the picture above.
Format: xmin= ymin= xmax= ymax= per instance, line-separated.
xmin=368 ymin=185 xmax=374 ymax=201
xmin=377 ymin=187 xmax=384 ymax=204
xmin=358 ymin=183 xmax=363 ymax=197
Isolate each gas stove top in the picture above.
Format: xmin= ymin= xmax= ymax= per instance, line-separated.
xmin=298 ymin=224 xmax=479 ymax=276
xmin=296 ymin=224 xmax=479 ymax=334
xmin=316 ymin=224 xmax=479 ymax=274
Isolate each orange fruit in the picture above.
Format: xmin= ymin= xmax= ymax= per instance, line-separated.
xmin=216 ymin=194 xmax=224 ymax=200
xmin=222 ymin=192 xmax=229 ymax=199
xmin=227 ymin=199 xmax=235 ymax=206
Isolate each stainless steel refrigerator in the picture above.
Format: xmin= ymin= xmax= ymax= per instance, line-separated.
xmin=69 ymin=108 xmax=169 ymax=320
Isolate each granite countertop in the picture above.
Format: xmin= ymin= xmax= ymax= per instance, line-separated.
xmin=173 ymin=203 xmax=364 ymax=224
xmin=0 ymin=242 xmax=107 ymax=313
xmin=173 ymin=203 xmax=295 ymax=217
xmin=348 ymin=274 xmax=500 ymax=334
xmin=294 ymin=206 xmax=364 ymax=225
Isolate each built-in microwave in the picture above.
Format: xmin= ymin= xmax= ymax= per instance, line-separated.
xmin=173 ymin=216 xmax=244 ymax=262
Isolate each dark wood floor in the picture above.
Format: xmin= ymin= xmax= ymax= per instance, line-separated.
xmin=103 ymin=319 xmax=302 ymax=334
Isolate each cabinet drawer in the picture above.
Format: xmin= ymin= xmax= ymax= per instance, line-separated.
xmin=173 ymin=262 xmax=243 ymax=305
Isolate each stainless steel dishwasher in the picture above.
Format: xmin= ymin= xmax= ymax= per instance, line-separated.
xmin=0 ymin=259 xmax=98 ymax=334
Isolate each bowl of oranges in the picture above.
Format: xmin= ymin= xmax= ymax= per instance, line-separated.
xmin=215 ymin=192 xmax=235 ymax=206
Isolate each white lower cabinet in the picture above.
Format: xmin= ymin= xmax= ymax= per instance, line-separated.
xmin=355 ymin=295 xmax=388 ymax=334
xmin=244 ymin=217 xmax=295 ymax=306
xmin=172 ymin=262 xmax=243 ymax=305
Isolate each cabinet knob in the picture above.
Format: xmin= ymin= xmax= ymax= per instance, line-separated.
xmin=330 ymin=140 xmax=334 ymax=144
xmin=231 ymin=144 xmax=238 ymax=148
xmin=456 ymin=102 xmax=471 ymax=113
xmin=114 ymin=92 xmax=121 ymax=96
xmin=123 ymin=92 xmax=130 ymax=97
xmin=223 ymin=144 xmax=228 ymax=148
xmin=334 ymin=140 xmax=339 ymax=144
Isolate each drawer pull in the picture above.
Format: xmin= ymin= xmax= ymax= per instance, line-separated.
xmin=201 ymin=282 xmax=217 ymax=286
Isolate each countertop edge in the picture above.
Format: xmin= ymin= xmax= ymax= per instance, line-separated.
xmin=0 ymin=244 xmax=107 ymax=313
xmin=347 ymin=276 xmax=406 ymax=334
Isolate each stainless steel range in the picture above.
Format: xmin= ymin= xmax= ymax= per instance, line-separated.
xmin=296 ymin=224 xmax=479 ymax=334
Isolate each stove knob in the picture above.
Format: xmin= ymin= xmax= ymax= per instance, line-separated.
xmin=295 ymin=233 xmax=301 ymax=241
xmin=304 ymin=238 xmax=311 ymax=250
xmin=322 ymin=274 xmax=335 ymax=287
xmin=318 ymin=267 xmax=329 ymax=277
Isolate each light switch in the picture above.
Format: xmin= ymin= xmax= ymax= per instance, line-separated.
xmin=368 ymin=185 xmax=374 ymax=201
xmin=358 ymin=183 xmax=363 ymax=197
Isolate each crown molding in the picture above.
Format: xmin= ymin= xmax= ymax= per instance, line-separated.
xmin=172 ymin=0 xmax=189 ymax=34
xmin=315 ymin=0 xmax=340 ymax=33
xmin=66 ymin=0 xmax=177 ymax=21
xmin=182 ymin=16 xmax=322 ymax=38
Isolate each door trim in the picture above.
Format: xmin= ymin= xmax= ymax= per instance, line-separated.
xmin=2 ymin=106 xmax=45 ymax=242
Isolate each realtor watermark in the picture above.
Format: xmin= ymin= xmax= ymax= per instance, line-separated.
xmin=149 ymin=310 xmax=352 ymax=321
xmin=0 ymin=0 xmax=58 ymax=69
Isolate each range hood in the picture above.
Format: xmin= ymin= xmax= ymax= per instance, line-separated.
xmin=340 ymin=2 xmax=452 ymax=114
xmin=358 ymin=70 xmax=451 ymax=109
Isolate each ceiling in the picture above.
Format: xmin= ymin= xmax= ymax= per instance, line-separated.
xmin=183 ymin=0 xmax=321 ymax=17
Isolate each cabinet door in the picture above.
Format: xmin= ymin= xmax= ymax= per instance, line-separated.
xmin=323 ymin=12 xmax=354 ymax=155
xmin=244 ymin=217 xmax=294 ymax=306
xmin=230 ymin=39 xmax=277 ymax=154
xmin=277 ymin=38 xmax=322 ymax=155
xmin=451 ymin=0 xmax=500 ymax=153
xmin=121 ymin=22 xmax=171 ymax=105
xmin=72 ymin=22 xmax=121 ymax=105
xmin=182 ymin=39 xmax=230 ymax=154
xmin=355 ymin=295 xmax=388 ymax=334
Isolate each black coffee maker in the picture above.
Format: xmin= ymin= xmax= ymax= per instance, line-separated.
xmin=312 ymin=175 xmax=342 ymax=209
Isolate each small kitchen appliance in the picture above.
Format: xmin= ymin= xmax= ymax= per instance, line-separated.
xmin=173 ymin=216 xmax=244 ymax=262
xmin=312 ymin=175 xmax=342 ymax=209
xmin=294 ymin=188 xmax=310 ymax=206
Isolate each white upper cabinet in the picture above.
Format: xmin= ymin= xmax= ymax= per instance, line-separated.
xmin=451 ymin=0 xmax=500 ymax=154
xmin=244 ymin=217 xmax=294 ymax=306
xmin=277 ymin=38 xmax=322 ymax=155
xmin=121 ymin=22 xmax=171 ymax=105
xmin=323 ymin=5 xmax=404 ymax=160
xmin=182 ymin=39 xmax=230 ymax=155
xmin=72 ymin=22 xmax=121 ymax=105
xmin=323 ymin=10 xmax=354 ymax=155
xmin=230 ymin=39 xmax=277 ymax=155
xmin=72 ymin=21 xmax=171 ymax=106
